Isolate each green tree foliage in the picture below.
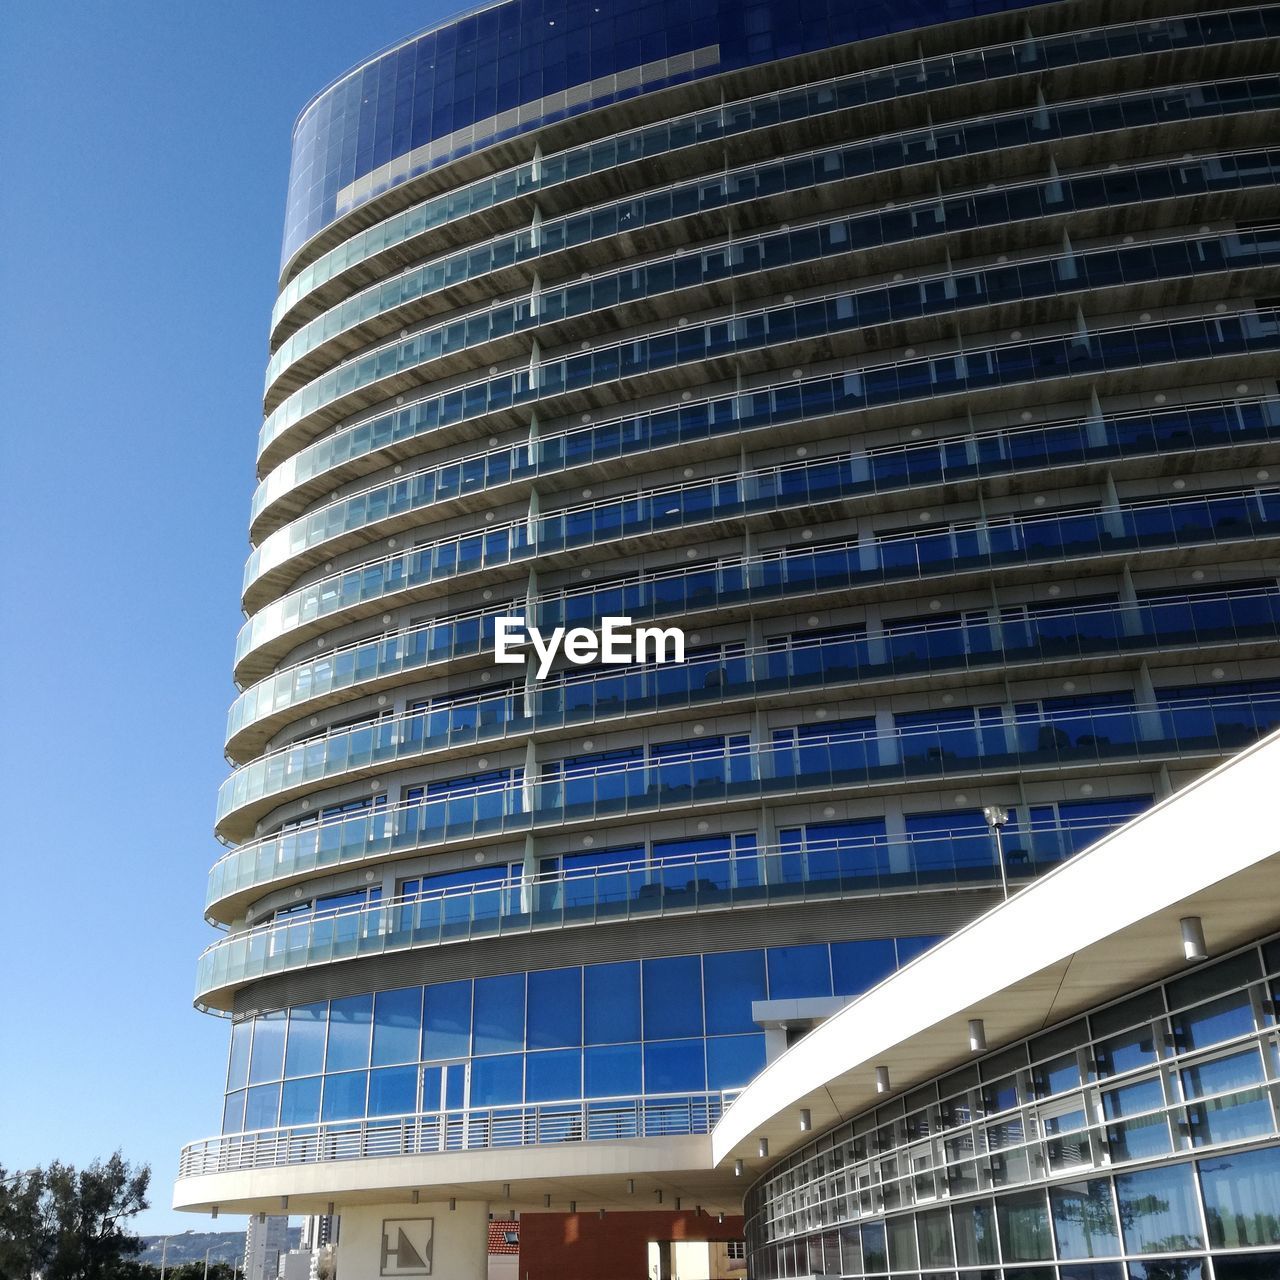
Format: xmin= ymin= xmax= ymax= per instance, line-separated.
xmin=0 ymin=1154 xmax=150 ymax=1280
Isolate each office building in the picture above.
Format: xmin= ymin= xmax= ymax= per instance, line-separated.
xmin=244 ymin=1214 xmax=290 ymax=1280
xmin=175 ymin=0 xmax=1280 ymax=1275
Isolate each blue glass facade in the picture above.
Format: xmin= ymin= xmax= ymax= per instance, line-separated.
xmin=282 ymin=0 xmax=1053 ymax=265
xmin=745 ymin=934 xmax=1280 ymax=1280
xmin=219 ymin=937 xmax=940 ymax=1135
xmin=183 ymin=0 xmax=1280 ymax=1211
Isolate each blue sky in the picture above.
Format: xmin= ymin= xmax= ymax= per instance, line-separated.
xmin=0 ymin=1 xmax=459 ymax=1238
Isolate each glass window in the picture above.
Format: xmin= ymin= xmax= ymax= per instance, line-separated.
xmin=766 ymin=944 xmax=832 ymax=999
xmin=1199 ymin=1146 xmax=1280 ymax=1248
xmin=707 ymin=1034 xmax=766 ymax=1090
xmin=227 ymin=1020 xmax=252 ymax=1091
xmin=1127 ymin=1262 xmax=1204 ymax=1280
xmin=831 ymin=939 xmax=898 ymax=996
xmin=703 ymin=951 xmax=766 ymax=1034
xmin=643 ymin=956 xmax=704 ymax=1038
xmin=1170 ymin=990 xmax=1255 ymax=1052
xmin=997 ymin=1189 xmax=1052 ymax=1262
xmin=1096 ymin=1024 xmax=1158 ymax=1077
xmin=886 ymin=1215 xmax=917 ymax=1270
xmin=1116 ymin=1164 xmax=1204 ymax=1253
xmin=320 ymin=1070 xmax=368 ymax=1121
xmin=897 ymin=934 xmax=943 ymax=965
xmin=861 ymin=1222 xmax=887 ymax=1273
xmin=526 ymin=1049 xmax=582 ymax=1102
xmin=243 ymin=1083 xmax=280 ymax=1131
xmin=368 ymin=1066 xmax=418 ymax=1116
xmin=325 ymin=994 xmax=373 ymax=1072
xmin=952 ymin=1200 xmax=998 ymax=1265
xmin=372 ymin=988 xmax=422 ymax=1066
xmin=423 ymin=979 xmax=472 ymax=1059
xmin=284 ymin=1003 xmax=327 ymax=1077
xmin=1051 ymin=1179 xmax=1121 ymax=1258
xmin=1213 ymin=1253 xmax=1280 ymax=1280
xmin=527 ymin=967 xmax=581 ymax=1048
xmin=584 ymin=1043 xmax=641 ymax=1097
xmin=644 ymin=1039 xmax=706 ymax=1092
xmin=917 ymin=1208 xmax=953 ymax=1268
xmin=473 ymin=973 xmax=526 ymax=1055
xmin=1181 ymin=1046 xmax=1265 ymax=1097
xmin=248 ymin=1011 xmax=287 ymax=1084
xmin=279 ymin=1076 xmax=321 ymax=1127
xmin=584 ymin=961 xmax=641 ymax=1043
xmin=470 ymin=1053 xmax=524 ymax=1106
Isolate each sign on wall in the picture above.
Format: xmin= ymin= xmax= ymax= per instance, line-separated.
xmin=380 ymin=1218 xmax=434 ymax=1276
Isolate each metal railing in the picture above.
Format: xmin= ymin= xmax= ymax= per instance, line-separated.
xmin=197 ymin=821 xmax=1117 ymax=1000
xmin=218 ymin=587 xmax=1280 ymax=821
xmin=178 ymin=1089 xmax=736 ymax=1177
xmin=206 ymin=689 xmax=1280 ymax=911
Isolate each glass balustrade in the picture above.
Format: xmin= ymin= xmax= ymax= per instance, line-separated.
xmin=235 ymin=477 xmax=1280 ymax=670
xmin=196 ymin=822 xmax=1116 ymax=1000
xmin=207 ymin=690 xmax=1280 ymax=908
xmin=245 ymin=388 xmax=1280 ymax=595
xmin=259 ymin=94 xmax=1280 ymax=459
xmin=230 ymin=449 xmax=1280 ymax=739
xmin=272 ymin=6 xmax=1278 ymax=328
xmin=254 ymin=256 xmax=1280 ymax=532
xmin=265 ymin=147 xmax=1280 ymax=396
xmin=218 ymin=590 xmax=1280 ymax=822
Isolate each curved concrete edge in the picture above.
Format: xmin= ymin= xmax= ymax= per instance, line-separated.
xmin=711 ymin=726 xmax=1280 ymax=1170
xmin=172 ymin=1133 xmax=738 ymax=1214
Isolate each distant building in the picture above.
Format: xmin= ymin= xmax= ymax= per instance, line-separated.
xmin=244 ymin=1215 xmax=290 ymax=1280
xmin=279 ymin=1252 xmax=312 ymax=1280
xmin=299 ymin=1215 xmax=336 ymax=1252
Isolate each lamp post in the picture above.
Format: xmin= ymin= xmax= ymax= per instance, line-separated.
xmin=205 ymin=1241 xmax=240 ymax=1280
xmin=983 ymin=806 xmax=1010 ymax=899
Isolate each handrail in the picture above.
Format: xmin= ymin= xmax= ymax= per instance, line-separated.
xmin=234 ymin=477 xmax=1280 ymax=667
xmin=206 ymin=689 xmax=1280 ymax=909
xmin=210 ymin=821 xmax=1107 ymax=945
xmin=243 ymin=383 xmax=1280 ymax=595
xmin=263 ymin=141 xmax=1280 ymax=398
xmin=259 ymin=173 xmax=1280 ymax=457
xmin=272 ymin=3 xmax=1277 ymax=322
xmin=216 ymin=588 xmax=1280 ymax=823
xmin=179 ymin=1088 xmax=739 ymax=1177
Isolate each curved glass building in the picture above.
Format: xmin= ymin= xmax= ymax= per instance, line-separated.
xmin=176 ymin=1 xmax=1280 ymax=1275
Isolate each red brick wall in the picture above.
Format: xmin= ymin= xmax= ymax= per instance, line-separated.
xmin=517 ymin=1210 xmax=745 ymax=1280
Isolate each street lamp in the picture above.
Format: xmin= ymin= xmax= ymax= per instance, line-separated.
xmin=983 ymin=806 xmax=1010 ymax=899
xmin=205 ymin=1241 xmax=240 ymax=1280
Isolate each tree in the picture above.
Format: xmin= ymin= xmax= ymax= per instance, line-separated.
xmin=0 ymin=1166 xmax=49 ymax=1279
xmin=0 ymin=1153 xmax=150 ymax=1280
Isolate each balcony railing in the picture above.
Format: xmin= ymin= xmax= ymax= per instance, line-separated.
xmin=197 ymin=822 xmax=1115 ymax=1003
xmin=217 ymin=588 xmax=1280 ymax=822
xmin=178 ymin=1089 xmax=736 ymax=1177
xmin=260 ymin=74 xmax=1280 ymax=460
xmin=271 ymin=5 xmax=1277 ymax=332
xmin=246 ymin=383 xmax=1280 ymax=598
xmin=206 ymin=690 xmax=1280 ymax=912
xmin=235 ymin=470 xmax=1280 ymax=670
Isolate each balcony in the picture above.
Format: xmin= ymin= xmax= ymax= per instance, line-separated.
xmin=205 ymin=689 xmax=1280 ymax=924
xmin=197 ymin=822 xmax=1114 ymax=1008
xmin=179 ymin=1088 xmax=735 ymax=1177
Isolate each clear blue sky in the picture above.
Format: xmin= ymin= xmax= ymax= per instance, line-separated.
xmin=0 ymin=1 xmax=458 ymax=1238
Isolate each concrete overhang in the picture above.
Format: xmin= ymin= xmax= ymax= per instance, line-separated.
xmin=173 ymin=1134 xmax=742 ymax=1216
xmin=712 ymin=726 xmax=1280 ymax=1174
